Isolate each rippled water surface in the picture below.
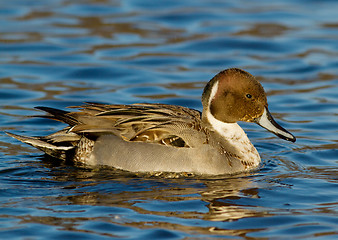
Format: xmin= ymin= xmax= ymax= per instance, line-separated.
xmin=1 ymin=0 xmax=337 ymax=239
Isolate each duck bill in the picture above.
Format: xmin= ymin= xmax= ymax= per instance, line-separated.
xmin=254 ymin=107 xmax=296 ymax=142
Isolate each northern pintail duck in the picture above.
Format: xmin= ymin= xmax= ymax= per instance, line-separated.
xmin=7 ymin=68 xmax=296 ymax=175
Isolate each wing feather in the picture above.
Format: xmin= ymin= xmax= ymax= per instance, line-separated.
xmin=36 ymin=102 xmax=207 ymax=148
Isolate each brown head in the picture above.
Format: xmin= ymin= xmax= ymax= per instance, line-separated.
xmin=202 ymin=68 xmax=296 ymax=142
xmin=202 ymin=68 xmax=267 ymax=123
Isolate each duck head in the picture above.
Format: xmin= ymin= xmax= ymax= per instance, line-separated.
xmin=202 ymin=68 xmax=296 ymax=142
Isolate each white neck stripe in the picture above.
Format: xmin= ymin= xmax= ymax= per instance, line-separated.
xmin=208 ymin=80 xmax=219 ymax=107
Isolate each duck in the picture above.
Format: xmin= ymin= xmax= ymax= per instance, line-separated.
xmin=6 ymin=68 xmax=296 ymax=175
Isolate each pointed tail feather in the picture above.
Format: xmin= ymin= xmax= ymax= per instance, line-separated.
xmin=34 ymin=106 xmax=79 ymax=126
xmin=5 ymin=131 xmax=73 ymax=160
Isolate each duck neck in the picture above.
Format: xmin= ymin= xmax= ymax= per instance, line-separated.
xmin=202 ymin=110 xmax=261 ymax=169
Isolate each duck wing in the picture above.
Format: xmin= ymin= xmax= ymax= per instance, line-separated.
xmin=65 ymin=102 xmax=207 ymax=148
xmin=26 ymin=103 xmax=207 ymax=149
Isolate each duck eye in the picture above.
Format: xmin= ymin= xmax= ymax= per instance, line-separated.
xmin=246 ymin=94 xmax=252 ymax=99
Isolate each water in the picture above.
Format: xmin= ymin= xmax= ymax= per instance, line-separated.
xmin=1 ymin=0 xmax=337 ymax=239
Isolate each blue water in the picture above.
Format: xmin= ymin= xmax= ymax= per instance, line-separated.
xmin=1 ymin=0 xmax=337 ymax=239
